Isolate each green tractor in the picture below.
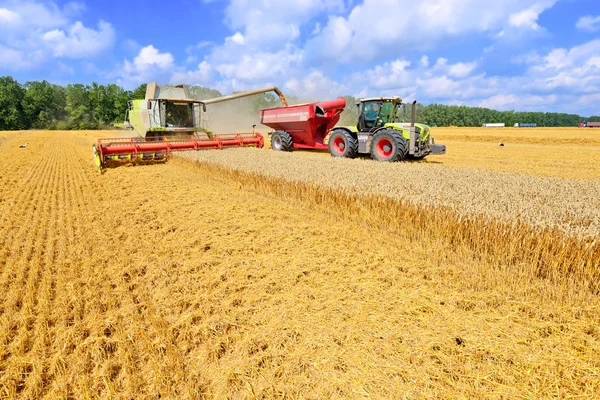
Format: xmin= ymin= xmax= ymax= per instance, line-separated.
xmin=329 ymin=97 xmax=445 ymax=161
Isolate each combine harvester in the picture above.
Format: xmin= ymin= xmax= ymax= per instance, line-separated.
xmin=261 ymin=97 xmax=445 ymax=161
xmin=92 ymin=83 xmax=288 ymax=171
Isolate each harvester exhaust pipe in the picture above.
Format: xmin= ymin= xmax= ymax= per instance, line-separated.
xmin=202 ymin=86 xmax=288 ymax=107
xmin=409 ymin=100 xmax=417 ymax=155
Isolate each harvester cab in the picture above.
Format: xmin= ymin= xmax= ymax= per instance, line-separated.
xmin=124 ymin=82 xmax=208 ymax=139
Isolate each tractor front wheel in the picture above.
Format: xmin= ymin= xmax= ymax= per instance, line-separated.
xmin=328 ymin=129 xmax=358 ymax=158
xmin=370 ymin=129 xmax=408 ymax=162
xmin=271 ymin=131 xmax=293 ymax=151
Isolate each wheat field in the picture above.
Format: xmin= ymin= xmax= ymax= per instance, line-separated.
xmin=0 ymin=129 xmax=599 ymax=398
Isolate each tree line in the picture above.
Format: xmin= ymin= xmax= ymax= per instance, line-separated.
xmin=0 ymin=75 xmax=598 ymax=130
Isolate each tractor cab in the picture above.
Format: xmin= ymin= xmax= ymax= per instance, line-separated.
xmin=356 ymin=97 xmax=403 ymax=131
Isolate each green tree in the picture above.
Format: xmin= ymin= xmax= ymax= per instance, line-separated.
xmin=23 ymin=80 xmax=66 ymax=129
xmin=89 ymin=82 xmax=129 ymax=126
xmin=0 ymin=76 xmax=27 ymax=130
xmin=65 ymin=84 xmax=97 ymax=129
xmin=130 ymin=83 xmax=147 ymax=100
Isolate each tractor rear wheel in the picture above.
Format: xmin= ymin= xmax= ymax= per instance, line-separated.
xmin=328 ymin=129 xmax=358 ymax=158
xmin=271 ymin=131 xmax=293 ymax=151
xmin=370 ymin=129 xmax=408 ymax=162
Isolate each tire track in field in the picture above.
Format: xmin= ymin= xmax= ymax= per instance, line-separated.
xmin=0 ymin=135 xmax=100 ymax=398
xmin=20 ymin=139 xmax=75 ymax=398
xmin=0 ymin=140 xmax=58 ymax=359
xmin=0 ymin=137 xmax=64 ymax=397
xmin=0 ymin=138 xmax=59 ymax=304
xmin=43 ymin=138 xmax=98 ymax=398
xmin=61 ymin=140 xmax=174 ymax=397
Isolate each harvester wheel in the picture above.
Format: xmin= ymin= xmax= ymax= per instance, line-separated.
xmin=328 ymin=129 xmax=358 ymax=158
xmin=370 ymin=129 xmax=408 ymax=162
xmin=271 ymin=131 xmax=293 ymax=151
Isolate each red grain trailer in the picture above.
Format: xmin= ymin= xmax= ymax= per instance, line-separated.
xmin=260 ymin=98 xmax=346 ymax=151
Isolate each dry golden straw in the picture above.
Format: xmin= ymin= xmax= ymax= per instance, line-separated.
xmin=0 ymin=130 xmax=598 ymax=398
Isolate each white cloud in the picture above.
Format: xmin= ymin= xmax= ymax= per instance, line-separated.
xmin=109 ymin=0 xmax=600 ymax=116
xmin=448 ymin=62 xmax=477 ymax=78
xmin=224 ymin=0 xmax=344 ymax=48
xmin=312 ymin=22 xmax=321 ymax=35
xmin=284 ymin=70 xmax=349 ymax=100
xmin=171 ymin=61 xmax=213 ymax=85
xmin=0 ymin=44 xmax=41 ymax=69
xmin=118 ymin=45 xmax=175 ymax=88
xmin=0 ymin=1 xmax=116 ymax=71
xmin=216 ymin=49 xmax=302 ymax=82
xmin=576 ymin=15 xmax=600 ymax=32
xmin=508 ymin=3 xmax=551 ymax=30
xmin=306 ymin=0 xmax=558 ymax=63
xmin=133 ymin=45 xmax=174 ymax=70
xmin=42 ymin=21 xmax=115 ymax=58
xmin=0 ymin=1 xmax=69 ymax=31
xmin=479 ymin=94 xmax=557 ymax=109
xmin=227 ymin=32 xmax=245 ymax=45
xmin=331 ymin=38 xmax=600 ymax=115
xmin=0 ymin=8 xmax=20 ymax=24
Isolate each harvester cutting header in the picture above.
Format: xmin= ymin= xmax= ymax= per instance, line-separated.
xmin=92 ymin=83 xmax=287 ymax=171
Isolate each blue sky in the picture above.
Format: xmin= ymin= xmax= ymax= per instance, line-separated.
xmin=1 ymin=0 xmax=600 ymax=115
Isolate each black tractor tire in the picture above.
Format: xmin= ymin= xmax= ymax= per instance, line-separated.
xmin=370 ymin=129 xmax=408 ymax=162
xmin=271 ymin=131 xmax=294 ymax=151
xmin=328 ymin=129 xmax=358 ymax=158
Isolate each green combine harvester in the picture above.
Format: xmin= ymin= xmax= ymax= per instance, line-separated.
xmin=93 ymin=83 xmax=288 ymax=171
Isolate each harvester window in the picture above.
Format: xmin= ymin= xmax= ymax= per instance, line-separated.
xmin=166 ymin=103 xmax=193 ymax=127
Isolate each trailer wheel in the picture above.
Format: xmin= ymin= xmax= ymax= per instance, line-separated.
xmin=271 ymin=131 xmax=293 ymax=151
xmin=328 ymin=129 xmax=358 ymax=158
xmin=370 ymin=129 xmax=408 ymax=162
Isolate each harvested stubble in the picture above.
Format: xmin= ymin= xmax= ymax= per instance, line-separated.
xmin=1 ymin=130 xmax=599 ymax=398
xmin=177 ymin=148 xmax=600 ymax=293
xmin=431 ymin=140 xmax=600 ymax=180
xmin=399 ymin=127 xmax=600 ymax=180
xmin=431 ymin=127 xmax=600 ymax=146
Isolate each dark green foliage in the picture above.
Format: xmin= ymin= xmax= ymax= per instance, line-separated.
xmin=0 ymin=76 xmax=27 ymax=130
xmin=23 ymin=80 xmax=66 ymax=129
xmin=0 ymin=75 xmax=598 ymax=130
xmin=416 ymin=104 xmax=586 ymax=128
xmin=130 ymin=83 xmax=147 ymax=100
